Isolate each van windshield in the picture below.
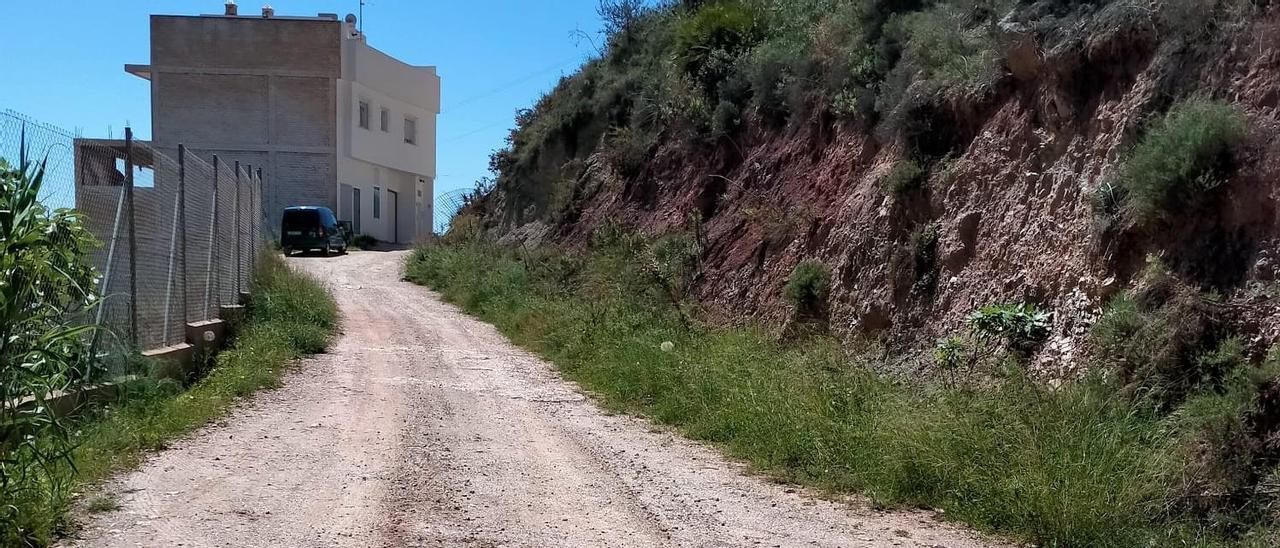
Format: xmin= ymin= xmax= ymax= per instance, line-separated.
xmin=283 ymin=210 xmax=320 ymax=232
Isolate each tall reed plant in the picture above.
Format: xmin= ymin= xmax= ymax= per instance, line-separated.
xmin=0 ymin=149 xmax=101 ymax=545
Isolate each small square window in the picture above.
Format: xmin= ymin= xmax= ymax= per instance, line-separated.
xmin=358 ymin=101 xmax=370 ymax=129
xmin=380 ymin=108 xmax=389 ymax=132
xmin=404 ymin=117 xmax=417 ymax=145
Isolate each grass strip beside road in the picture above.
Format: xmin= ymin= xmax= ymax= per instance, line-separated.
xmin=20 ymin=252 xmax=338 ymax=545
xmin=404 ymin=240 xmax=1276 ymax=548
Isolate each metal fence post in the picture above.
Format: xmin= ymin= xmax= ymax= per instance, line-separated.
xmin=124 ymin=127 xmax=138 ymax=347
xmin=256 ymin=168 xmax=263 ymax=261
xmin=246 ymin=164 xmax=253 ymax=281
xmin=178 ymin=144 xmax=189 ymax=328
xmin=234 ymin=161 xmax=242 ymax=298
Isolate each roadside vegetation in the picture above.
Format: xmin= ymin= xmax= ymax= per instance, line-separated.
xmin=407 ymin=225 xmax=1280 ymax=548
xmin=1098 ymin=97 xmax=1249 ymax=230
xmin=479 ymin=0 xmax=1255 ymax=226
xmin=1 ymin=154 xmax=100 ymax=547
xmin=5 ymin=235 xmax=337 ymax=545
xmin=428 ymin=0 xmax=1273 ymax=546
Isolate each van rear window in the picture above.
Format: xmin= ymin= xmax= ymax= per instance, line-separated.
xmin=283 ymin=210 xmax=320 ymax=231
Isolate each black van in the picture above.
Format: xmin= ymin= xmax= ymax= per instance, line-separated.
xmin=280 ymin=206 xmax=348 ymax=256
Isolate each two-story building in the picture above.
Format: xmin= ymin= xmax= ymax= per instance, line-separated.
xmin=123 ymin=2 xmax=440 ymax=243
xmin=337 ymin=17 xmax=439 ymax=244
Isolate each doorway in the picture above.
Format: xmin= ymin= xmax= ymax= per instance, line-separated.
xmin=387 ymin=189 xmax=399 ymax=243
xmin=352 ymin=187 xmax=362 ymax=234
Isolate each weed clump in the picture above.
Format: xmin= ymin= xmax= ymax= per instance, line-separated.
xmin=1087 ymin=258 xmax=1280 ymax=532
xmin=1114 ymin=97 xmax=1248 ymax=226
xmin=784 ymin=260 xmax=830 ymax=317
xmin=880 ymin=157 xmax=925 ymax=195
xmin=675 ymin=2 xmax=762 ymax=96
xmin=967 ymin=302 xmax=1051 ymax=355
xmin=1091 ymin=258 xmax=1225 ymax=409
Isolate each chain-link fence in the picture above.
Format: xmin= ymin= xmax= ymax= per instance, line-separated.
xmin=1 ymin=110 xmax=265 ymax=374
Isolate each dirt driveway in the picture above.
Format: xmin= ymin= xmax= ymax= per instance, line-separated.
xmin=69 ymin=250 xmax=1001 ymax=548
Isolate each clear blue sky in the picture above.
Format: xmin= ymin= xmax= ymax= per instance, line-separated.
xmin=0 ymin=0 xmax=605 ymax=198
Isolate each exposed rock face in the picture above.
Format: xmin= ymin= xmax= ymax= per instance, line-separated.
xmin=481 ymin=4 xmax=1280 ymax=372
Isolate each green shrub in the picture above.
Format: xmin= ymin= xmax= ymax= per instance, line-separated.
xmin=881 ymin=157 xmax=925 ymax=194
xmin=650 ymin=233 xmax=702 ymax=300
xmin=1164 ymin=346 xmax=1280 ymax=523
xmin=1116 ymin=97 xmax=1248 ymax=225
xmin=934 ymin=334 xmax=985 ymax=386
xmin=890 ymin=4 xmax=1003 ymax=93
xmin=444 ymin=213 xmax=484 ymax=244
xmin=966 ymin=302 xmax=1051 ymax=354
xmin=740 ymin=36 xmax=804 ymax=123
xmin=675 ymin=2 xmax=763 ymax=96
xmin=911 ymin=224 xmax=940 ymax=292
xmin=1091 ymin=269 xmax=1226 ymax=410
xmin=830 ymin=86 xmax=873 ymax=119
xmin=601 ymin=126 xmax=657 ymax=177
xmin=784 ymin=260 xmax=830 ymax=313
xmin=710 ymin=99 xmax=742 ymax=137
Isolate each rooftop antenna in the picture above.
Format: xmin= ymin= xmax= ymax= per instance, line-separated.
xmin=358 ymin=0 xmax=364 ymax=33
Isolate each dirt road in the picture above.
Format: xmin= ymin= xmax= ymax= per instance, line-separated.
xmin=70 ymin=251 xmax=1001 ymax=547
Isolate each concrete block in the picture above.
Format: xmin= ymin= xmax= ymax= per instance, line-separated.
xmin=143 ymin=343 xmax=196 ymax=381
xmin=187 ymin=319 xmax=228 ymax=354
xmin=18 ymin=383 xmax=123 ymax=417
xmin=219 ymin=304 xmax=247 ymax=329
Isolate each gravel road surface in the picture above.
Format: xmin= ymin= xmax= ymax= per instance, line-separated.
xmin=69 ymin=251 xmax=1002 ymax=548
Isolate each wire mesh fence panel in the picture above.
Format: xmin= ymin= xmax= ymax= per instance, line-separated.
xmin=236 ymin=165 xmax=252 ymax=296
xmin=0 ymin=110 xmax=77 ymax=208
xmin=3 ymin=111 xmax=276 ymax=370
xmin=184 ymin=152 xmax=220 ymax=323
xmin=139 ymin=144 xmax=187 ymax=349
xmin=1 ymin=111 xmax=135 ymax=376
xmin=214 ymin=160 xmax=239 ymax=309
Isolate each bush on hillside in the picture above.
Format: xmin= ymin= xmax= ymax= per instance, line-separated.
xmin=911 ymin=223 xmax=940 ymax=292
xmin=444 ymin=213 xmax=484 ymax=244
xmin=880 ymin=157 xmax=926 ymax=194
xmin=1161 ymin=339 xmax=1280 ymax=525
xmin=649 ymin=232 xmax=703 ymax=303
xmin=784 ymin=260 xmax=830 ymax=315
xmin=1090 ymin=258 xmax=1228 ymax=410
xmin=601 ymin=126 xmax=656 ymax=177
xmin=967 ymin=302 xmax=1051 ymax=354
xmin=739 ymin=36 xmax=805 ymax=123
xmin=884 ymin=4 xmax=1003 ymax=97
xmin=675 ymin=2 xmax=763 ymax=96
xmin=1116 ymin=97 xmax=1248 ymax=225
